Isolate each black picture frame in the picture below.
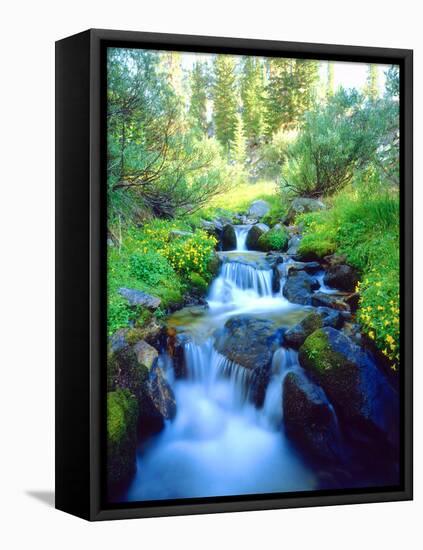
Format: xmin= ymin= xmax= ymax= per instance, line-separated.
xmin=55 ymin=28 xmax=413 ymax=521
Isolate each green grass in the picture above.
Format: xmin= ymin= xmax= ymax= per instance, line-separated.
xmin=296 ymin=180 xmax=400 ymax=368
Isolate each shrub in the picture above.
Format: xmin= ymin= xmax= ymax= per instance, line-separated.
xmin=281 ymin=90 xmax=383 ymax=198
xmin=257 ymin=226 xmax=289 ymax=251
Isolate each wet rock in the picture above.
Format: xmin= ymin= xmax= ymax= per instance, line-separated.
xmin=287 ymin=261 xmax=321 ymax=274
xmin=283 ymin=270 xmax=319 ymax=305
xmin=323 ymin=254 xmax=347 ymax=268
xmin=118 ymin=287 xmax=161 ymax=310
xmin=323 ymin=264 xmax=359 ymax=292
xmin=283 ymin=371 xmax=344 ymax=463
xmin=166 ymin=327 xmax=189 ymax=379
xmin=248 ymin=199 xmax=270 ymax=218
xmin=200 ymin=219 xmax=223 ymax=241
xmin=246 ymin=223 xmax=270 ymax=250
xmin=284 ymin=309 xmax=343 ymax=349
xmin=344 ymin=292 xmax=360 ymax=312
xmin=299 ymin=327 xmax=399 ymax=449
xmin=214 ymin=315 xmax=284 ymax=371
xmin=311 ymin=291 xmax=350 ymax=311
xmin=221 ymin=224 xmax=237 ymax=251
xmin=287 ymin=234 xmax=302 ymax=255
xmin=139 ymin=362 xmax=177 ymax=435
xmin=284 ymin=198 xmax=326 ymax=225
xmin=133 ymin=340 xmax=158 ymax=370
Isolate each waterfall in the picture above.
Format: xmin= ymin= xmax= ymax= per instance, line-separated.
xmin=234 ymin=225 xmax=251 ymax=251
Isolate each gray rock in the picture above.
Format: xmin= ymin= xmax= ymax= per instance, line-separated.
xmin=323 ymin=264 xmax=359 ymax=292
xmin=118 ymin=288 xmax=161 ymax=310
xmin=284 ymin=308 xmax=344 ymax=349
xmin=299 ymin=327 xmax=399 ymax=449
xmin=311 ymin=291 xmax=350 ymax=311
xmin=246 ymin=223 xmax=270 ymax=250
xmin=283 ymin=270 xmax=319 ymax=305
xmin=221 ymin=224 xmax=237 ymax=251
xmin=248 ymin=199 xmax=270 ymax=218
xmin=288 ymin=261 xmax=321 ymax=274
xmin=283 ymin=371 xmax=344 ymax=463
xmin=133 ymin=340 xmax=158 ymax=370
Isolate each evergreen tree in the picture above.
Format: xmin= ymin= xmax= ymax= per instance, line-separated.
xmin=385 ymin=65 xmax=399 ymax=98
xmin=189 ymin=61 xmax=209 ymax=135
xmin=240 ymin=57 xmax=265 ymax=145
xmin=265 ymin=58 xmax=319 ymax=135
xmin=232 ymin=113 xmax=246 ymax=164
xmin=212 ymin=55 xmax=238 ymax=151
xmin=327 ymin=61 xmax=335 ymax=98
xmin=365 ymin=64 xmax=379 ymax=101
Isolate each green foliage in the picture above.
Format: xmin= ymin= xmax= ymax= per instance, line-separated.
xmin=297 ymin=180 xmax=399 ymax=368
xmin=281 ymin=89 xmax=383 ymax=198
xmin=364 ymin=64 xmax=379 ymax=102
xmin=189 ymin=61 xmax=209 ymax=135
xmin=188 ymin=272 xmax=209 ymax=293
xmin=232 ymin=113 xmax=247 ymax=165
xmin=212 ymin=55 xmax=238 ymax=151
xmin=129 ymin=250 xmax=176 ymax=287
xmin=265 ymin=58 xmax=319 ymax=135
xmin=107 ymin=389 xmax=138 ymax=484
xmin=240 ymin=57 xmax=266 ymax=144
xmin=255 ymin=130 xmax=294 ymax=181
xmin=257 ymin=226 xmax=289 ymax=251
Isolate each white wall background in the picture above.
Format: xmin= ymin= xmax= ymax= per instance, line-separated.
xmin=0 ymin=1 xmax=420 ymax=548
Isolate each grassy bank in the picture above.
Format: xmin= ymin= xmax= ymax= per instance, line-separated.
xmin=296 ymin=177 xmax=400 ymax=368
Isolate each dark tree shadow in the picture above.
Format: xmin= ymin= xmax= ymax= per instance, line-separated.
xmin=26 ymin=490 xmax=55 ymax=508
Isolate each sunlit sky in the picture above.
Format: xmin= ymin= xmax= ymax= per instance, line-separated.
xmin=178 ymin=51 xmax=390 ymax=94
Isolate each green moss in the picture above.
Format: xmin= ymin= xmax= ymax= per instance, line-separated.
xmin=188 ymin=272 xmax=209 ymax=293
xmin=297 ymin=235 xmax=335 ymax=260
xmin=301 ymin=311 xmax=324 ymax=334
xmin=107 ymin=389 xmax=138 ymax=485
xmin=299 ymin=329 xmax=344 ymax=373
xmin=257 ymin=226 xmax=289 ymax=252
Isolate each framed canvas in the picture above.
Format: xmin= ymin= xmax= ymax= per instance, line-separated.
xmin=55 ymin=29 xmax=413 ymax=521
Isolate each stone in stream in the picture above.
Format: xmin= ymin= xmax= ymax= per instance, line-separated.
xmin=248 ymin=199 xmax=270 ymax=218
xmin=214 ymin=315 xmax=285 ymax=371
xmin=108 ymin=331 xmax=176 ymax=437
xmin=287 ymin=234 xmax=302 ymax=255
xmin=221 ymin=224 xmax=237 ymax=251
xmin=283 ymin=270 xmax=320 ymax=305
xmin=283 ymin=308 xmax=344 ymax=349
xmin=287 ymin=261 xmax=321 ymax=274
xmin=283 ymin=371 xmax=344 ymax=464
xmin=323 ymin=264 xmax=359 ymax=292
xmin=311 ymin=291 xmax=350 ymax=311
xmin=118 ymin=287 xmax=161 ymax=310
xmin=246 ymin=223 xmax=270 ymax=250
xmin=298 ymin=327 xmax=399 ymax=450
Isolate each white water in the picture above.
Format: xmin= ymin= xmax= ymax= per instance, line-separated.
xmin=124 ymin=225 xmax=318 ymax=502
xmin=234 ymin=225 xmax=251 ymax=251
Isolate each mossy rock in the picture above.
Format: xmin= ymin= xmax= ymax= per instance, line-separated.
xmin=107 ymin=389 xmax=138 ymax=487
xmin=246 ymin=223 xmax=270 ymax=250
xmin=188 ymin=272 xmax=209 ymax=294
xmin=257 ymin=226 xmax=289 ymax=252
xmin=297 ymin=237 xmax=335 ymax=261
xmin=298 ymin=327 xmax=399 ymax=447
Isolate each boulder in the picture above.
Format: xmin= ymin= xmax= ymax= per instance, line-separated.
xmin=287 ymin=261 xmax=321 ymax=275
xmin=299 ymin=327 xmax=399 ymax=448
xmin=284 ymin=308 xmax=344 ymax=349
xmin=214 ymin=315 xmax=284 ymax=371
xmin=107 ymin=389 xmax=138 ymax=488
xmin=311 ymin=291 xmax=350 ymax=311
xmin=283 ymin=270 xmax=319 ymax=305
xmin=248 ymin=199 xmax=270 ymax=218
xmin=246 ymin=223 xmax=270 ymax=250
xmin=287 ymin=235 xmax=302 ymax=255
xmin=284 ymin=197 xmax=326 ymax=224
xmin=166 ymin=327 xmax=188 ymax=379
xmin=133 ymin=340 xmax=158 ymax=370
xmin=118 ymin=287 xmax=161 ymax=310
xmin=323 ymin=264 xmax=359 ymax=292
xmin=283 ymin=371 xmax=344 ymax=463
xmin=200 ymin=219 xmax=223 ymax=240
xmin=221 ymin=224 xmax=237 ymax=251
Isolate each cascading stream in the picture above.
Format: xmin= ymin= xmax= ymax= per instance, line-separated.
xmin=124 ymin=225 xmax=318 ymax=502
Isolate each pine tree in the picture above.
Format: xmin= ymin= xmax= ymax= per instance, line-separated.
xmin=265 ymin=58 xmax=319 ymax=135
xmin=327 ymin=61 xmax=335 ymax=98
xmin=365 ymin=64 xmax=379 ymax=101
xmin=240 ymin=57 xmax=265 ymax=145
xmin=232 ymin=113 xmax=246 ymax=165
xmin=189 ymin=61 xmax=209 ymax=135
xmin=212 ymin=55 xmax=238 ymax=152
